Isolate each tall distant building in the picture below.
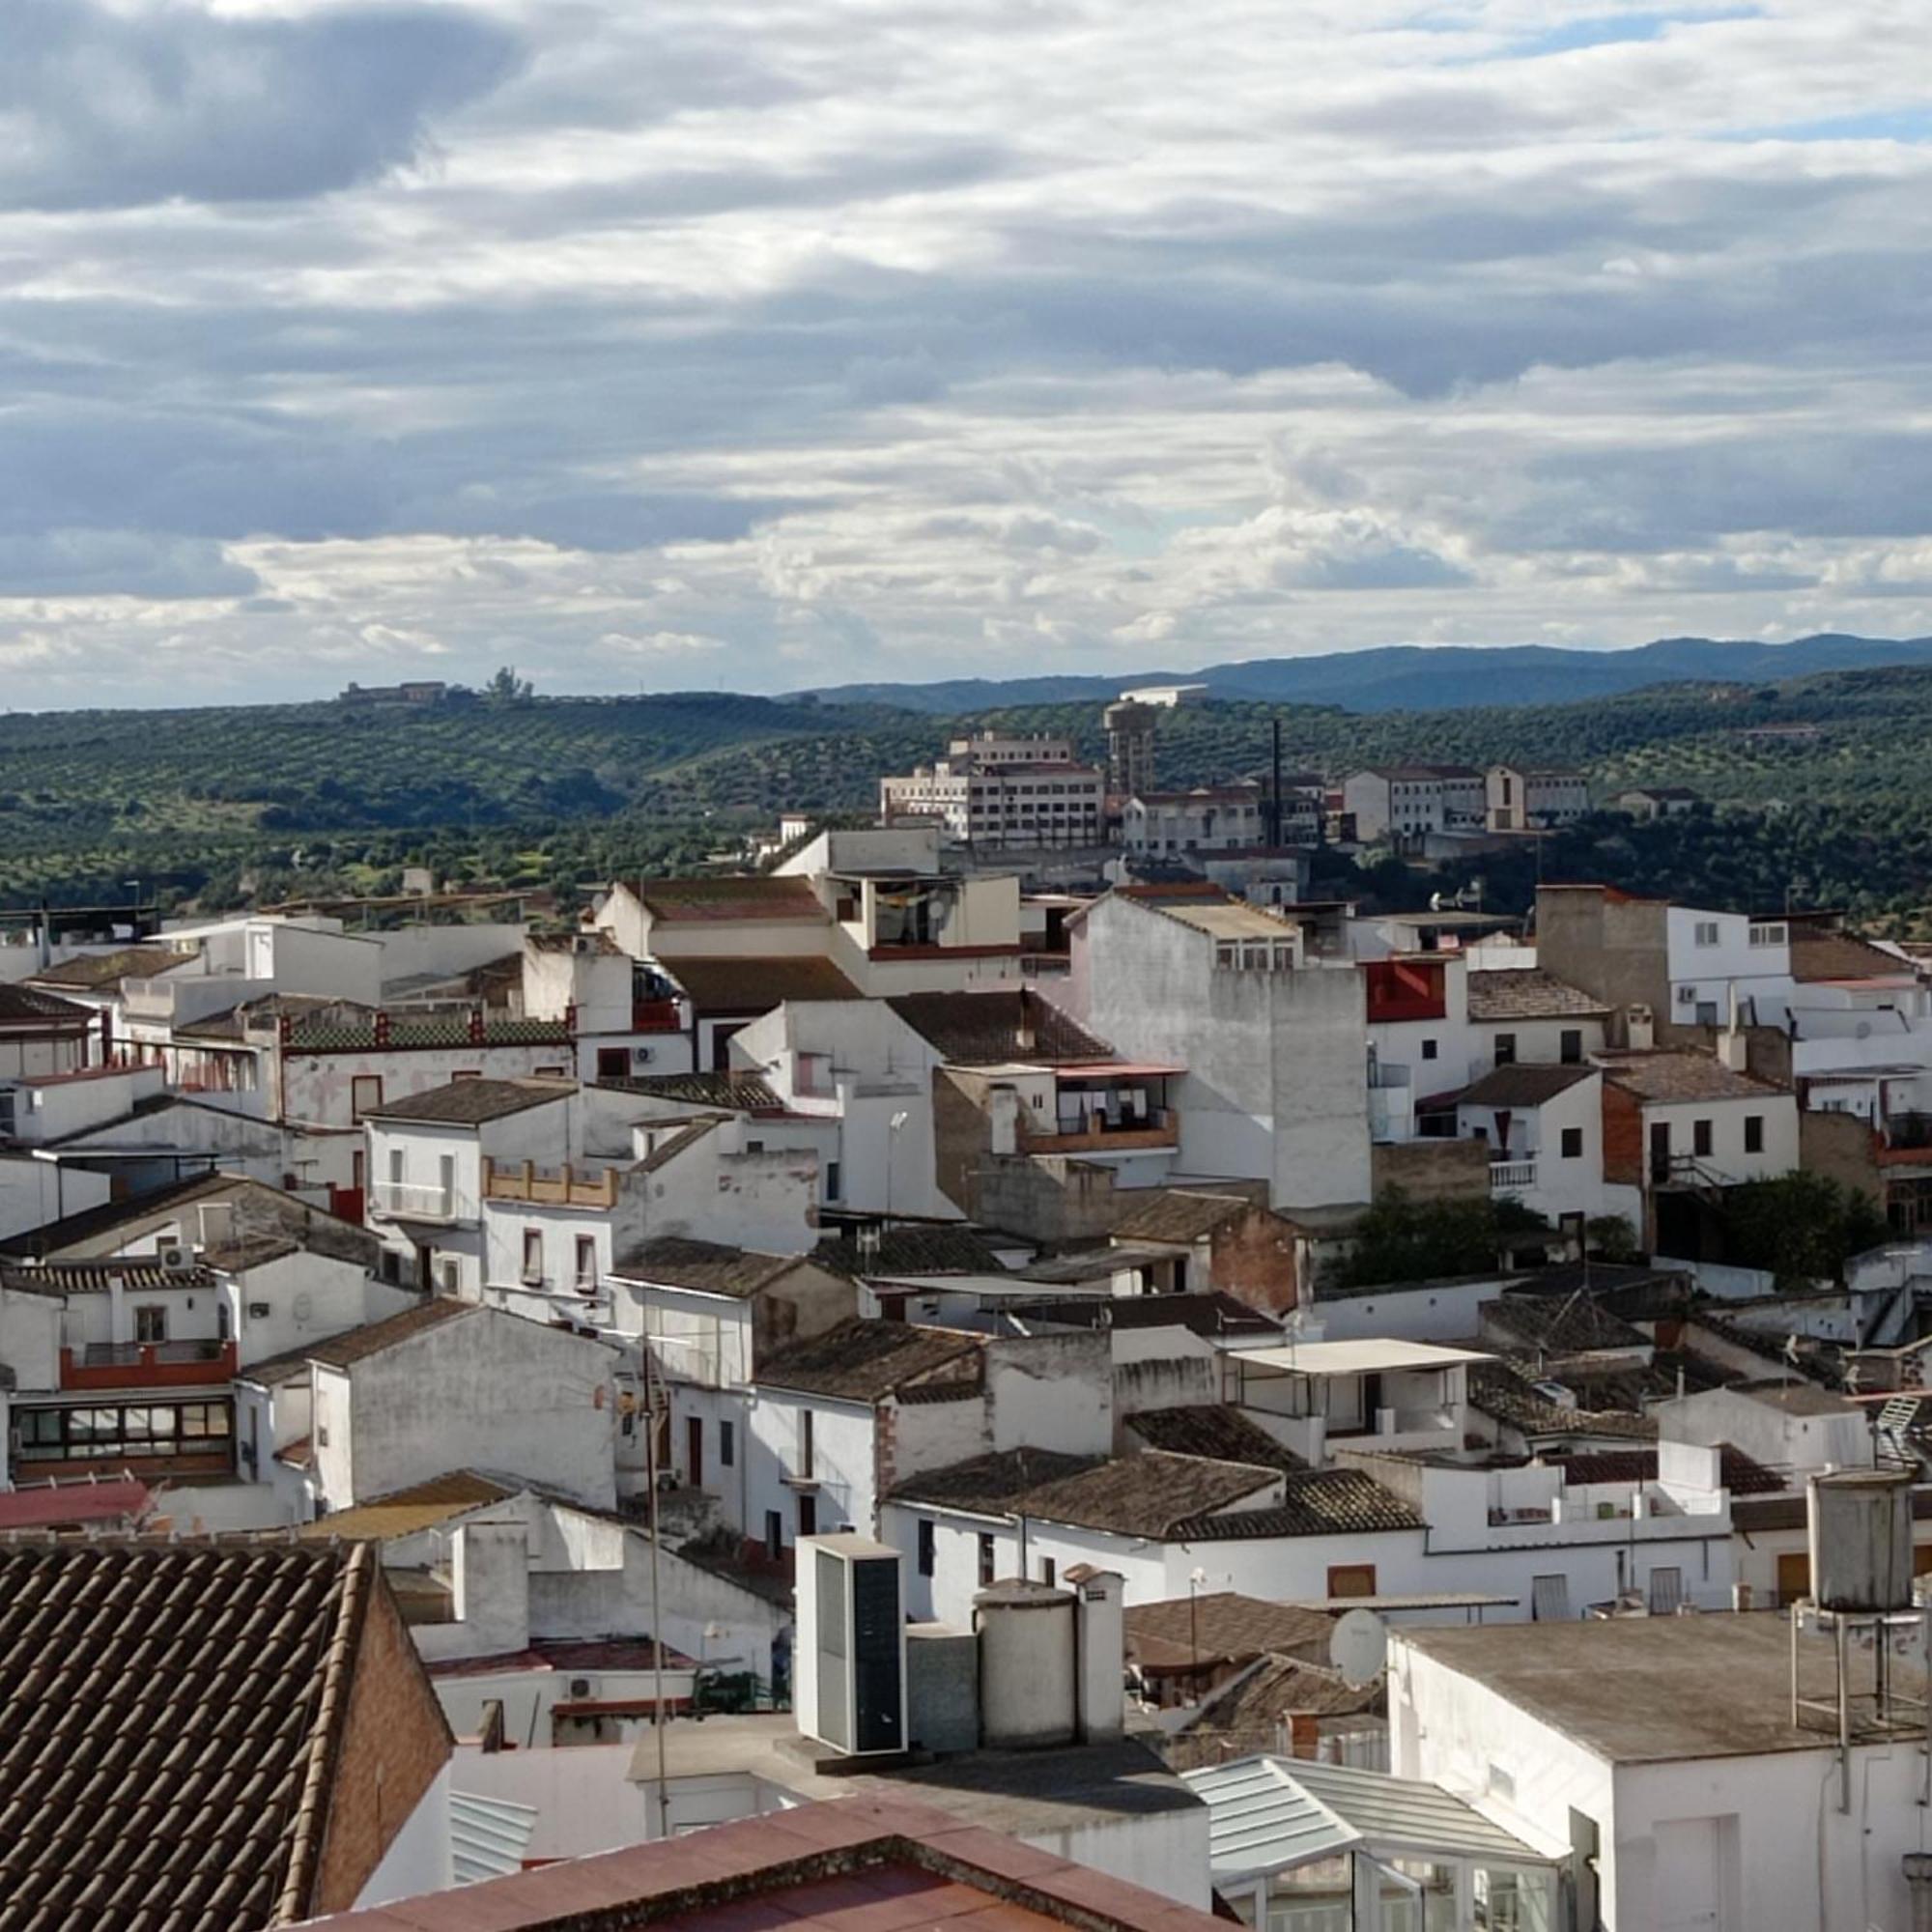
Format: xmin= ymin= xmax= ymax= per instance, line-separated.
xmin=1104 ymin=697 xmax=1158 ymax=797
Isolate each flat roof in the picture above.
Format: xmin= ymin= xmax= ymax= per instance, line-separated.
xmin=1234 ymin=1339 xmax=1493 ymax=1377
xmin=1399 ymin=1613 xmax=1925 ymax=1765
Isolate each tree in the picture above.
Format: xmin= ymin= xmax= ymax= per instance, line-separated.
xmin=1325 ymin=1187 xmax=1514 ymax=1292
xmin=1585 ymin=1214 xmax=1641 ymax=1263
xmin=485 ymin=666 xmax=534 ymax=705
xmin=1720 ymin=1173 xmax=1889 ymax=1289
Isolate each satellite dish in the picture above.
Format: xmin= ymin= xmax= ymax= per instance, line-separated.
xmin=292 ymin=1291 xmax=313 ymax=1324
xmin=1857 ymin=1020 xmax=1873 ymax=1040
xmin=1328 ymin=1607 xmax=1388 ymax=1687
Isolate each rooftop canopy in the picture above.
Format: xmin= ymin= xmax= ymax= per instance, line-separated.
xmin=1232 ymin=1339 xmax=1493 ymax=1378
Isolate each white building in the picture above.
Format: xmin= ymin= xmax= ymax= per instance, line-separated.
xmin=1393 ymin=1613 xmax=1932 ymax=1932
xmin=880 ymin=731 xmax=1106 ymax=851
xmin=1342 ymin=767 xmax=1485 ymax=846
xmin=1484 ymin=765 xmax=1589 ymax=832
xmin=1123 ymin=788 xmax=1267 ymax=858
xmin=1071 ymin=890 xmax=1372 ymax=1213
xmin=1453 ymin=1065 xmax=1634 ymax=1228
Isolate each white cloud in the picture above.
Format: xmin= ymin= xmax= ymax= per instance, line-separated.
xmin=0 ymin=0 xmax=1928 ymax=702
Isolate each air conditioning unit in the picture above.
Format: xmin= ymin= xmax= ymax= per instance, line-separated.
xmin=795 ymin=1533 xmax=906 ymax=1757
xmin=156 ymin=1241 xmax=193 ymax=1272
xmin=632 ymin=1045 xmax=655 ymax=1065
xmin=568 ymin=1677 xmax=594 ymax=1699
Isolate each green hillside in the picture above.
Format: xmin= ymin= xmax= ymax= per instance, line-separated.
xmin=6 ymin=667 xmax=1932 ymax=927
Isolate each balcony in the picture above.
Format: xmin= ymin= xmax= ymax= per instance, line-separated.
xmin=631 ymin=998 xmax=683 ymax=1032
xmin=61 ymin=1340 xmax=238 ymax=1391
xmin=1490 ymin=1158 xmax=1536 ymax=1193
xmin=1019 ymin=1108 xmax=1179 ymax=1155
xmin=369 ymin=1180 xmax=474 ymax=1226
xmin=482 ymin=1156 xmax=621 ymax=1209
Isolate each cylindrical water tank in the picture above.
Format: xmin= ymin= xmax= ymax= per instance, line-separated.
xmin=974 ymin=1581 xmax=1076 ymax=1749
xmin=1807 ymin=1470 xmax=1914 ymax=1613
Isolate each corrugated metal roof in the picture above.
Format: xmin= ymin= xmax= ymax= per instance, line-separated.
xmin=1185 ymin=1755 xmax=1550 ymax=1881
xmin=449 ymin=1788 xmax=538 ymax=1886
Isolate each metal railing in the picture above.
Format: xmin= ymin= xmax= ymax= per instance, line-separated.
xmin=369 ymin=1180 xmax=471 ymax=1222
xmin=1490 ymin=1158 xmax=1537 ymax=1191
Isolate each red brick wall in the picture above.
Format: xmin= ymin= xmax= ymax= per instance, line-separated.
xmin=309 ymin=1570 xmax=452 ymax=1915
xmin=1209 ymin=1207 xmax=1303 ymax=1314
xmin=1602 ymin=1083 xmax=1643 ymax=1186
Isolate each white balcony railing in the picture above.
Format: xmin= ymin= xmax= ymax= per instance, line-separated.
xmin=1490 ymin=1158 xmax=1537 ymax=1193
xmin=370 ymin=1180 xmax=471 ymax=1223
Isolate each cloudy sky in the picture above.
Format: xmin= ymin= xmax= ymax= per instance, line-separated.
xmin=3 ymin=0 xmax=1930 ymax=706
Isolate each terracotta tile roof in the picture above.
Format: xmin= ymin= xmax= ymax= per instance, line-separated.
xmin=611 ymin=1236 xmax=814 ymax=1299
xmin=596 ymin=1069 xmax=782 ymax=1111
xmin=1455 ymin=1064 xmax=1598 ymax=1108
xmin=174 ymin=993 xmax=354 ymax=1042
xmin=1106 ymin=1190 xmax=1257 ymax=1246
xmin=1124 ymin=1591 xmax=1334 ymax=1671
xmin=1549 ymin=1444 xmax=1785 ymax=1494
xmin=30 ymin=944 xmax=191 ymax=991
xmin=0 ymin=1539 xmax=408 ymax=1930
xmin=1790 ymin=928 xmax=1916 ymax=983
xmin=1479 ymin=1293 xmax=1649 ymax=1356
xmin=0 ymin=983 xmax=92 ymax=1026
xmin=362 ymin=1077 xmax=577 ymax=1123
xmin=885 ymin=990 xmax=1113 ymax=1065
xmin=1184 ymin=1653 xmax=1380 ymax=1732
xmin=888 ymin=1449 xmax=1104 ymax=1517
xmin=663 ymin=953 xmax=861 ymax=1010
xmin=1464 ymin=969 xmax=1609 ymax=1022
xmin=1016 ymin=1452 xmax=1280 ymax=1539
xmin=634 ymin=875 xmax=829 ymax=923
xmin=1466 ymin=1361 xmax=1659 ymax=1441
xmin=241 ymin=1295 xmax=475 ymax=1386
xmin=1002 ymin=1290 xmax=1281 ymax=1339
xmin=1171 ymin=1468 xmax=1424 ymax=1540
xmin=635 ymin=1118 xmax=723 ymax=1174
xmin=0 ymin=1258 xmax=221 ymax=1295
xmin=1124 ymin=1404 xmax=1307 ymax=1471
xmin=815 ymin=1224 xmax=1009 ymax=1278
xmin=1595 ymin=1048 xmax=1786 ymax=1102
xmin=295 ymin=1470 xmax=516 ymax=1542
xmin=301 ymin=1792 xmax=1228 ymax=1932
xmin=0 ymin=1168 xmax=242 ymax=1259
xmin=753 ymin=1317 xmax=982 ymax=1403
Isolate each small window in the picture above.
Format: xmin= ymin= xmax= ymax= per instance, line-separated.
xmin=350 ymin=1074 xmax=384 ymax=1122
xmin=764 ymin=1510 xmax=783 ymax=1560
xmin=1038 ymin=1555 xmax=1057 ymax=1588
xmin=797 ymin=1493 xmax=817 ymax=1538
xmin=825 ymin=1159 xmax=841 ymax=1204
xmin=979 ymin=1533 xmax=996 ymax=1587
xmin=1493 ymin=1034 xmax=1518 ymax=1066
xmin=1421 ymin=1038 xmax=1438 ymax=1062
xmin=720 ymin=1420 xmax=735 ymax=1468
xmin=521 ymin=1229 xmax=544 ymax=1286
xmin=1745 ymin=1114 xmax=1764 ymax=1154
xmin=918 ymin=1519 xmax=936 ymax=1577
xmin=1561 ymin=1127 xmax=1583 ymax=1159
xmin=1693 ymin=1119 xmax=1714 ymax=1158
xmin=1560 ymin=1029 xmax=1582 ymax=1065
xmin=1327 ymin=1563 xmax=1377 ymax=1599
xmin=134 ymin=1305 xmax=168 ymax=1344
xmin=1693 ymin=921 xmax=1719 ymax=948
xmin=575 ymin=1236 xmax=598 ymax=1290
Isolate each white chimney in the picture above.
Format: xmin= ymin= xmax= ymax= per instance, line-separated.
xmin=1626 ymin=1004 xmax=1655 ymax=1050
xmin=1718 ymin=1030 xmax=1748 ymax=1072
xmin=1070 ymin=1566 xmax=1125 ymax=1744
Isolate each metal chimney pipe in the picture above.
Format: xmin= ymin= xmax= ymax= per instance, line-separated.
xmin=1903 ymin=1853 xmax=1932 ymax=1932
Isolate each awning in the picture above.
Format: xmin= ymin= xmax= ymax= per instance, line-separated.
xmin=1233 ymin=1339 xmax=1493 ymax=1377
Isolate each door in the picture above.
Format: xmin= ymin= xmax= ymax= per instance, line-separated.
xmin=798 ymin=1493 xmax=817 ymax=1538
xmin=1653 ymin=1817 xmax=1730 ymax=1931
xmin=686 ymin=1416 xmax=703 ymax=1488
xmin=1776 ymin=1550 xmax=1810 ymax=1607
xmin=1650 ymin=1121 xmax=1672 ymax=1182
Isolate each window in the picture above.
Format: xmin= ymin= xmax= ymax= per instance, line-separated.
xmin=1327 ymin=1563 xmax=1377 ymax=1599
xmin=765 ymin=1510 xmax=783 ymax=1560
xmin=1560 ymin=1028 xmax=1582 ymax=1065
xmin=1421 ymin=1038 xmax=1438 ymax=1062
xmin=797 ymin=1493 xmax=817 ymax=1539
xmin=134 ymin=1305 xmax=168 ymax=1344
xmin=1038 ymin=1555 xmax=1057 ymax=1588
xmin=597 ymin=1046 xmax=630 ymax=1080
xmin=720 ymin=1420 xmax=735 ymax=1468
xmin=521 ymin=1229 xmax=544 ymax=1285
xmin=1693 ymin=1119 xmax=1714 ymax=1158
xmin=918 ymin=1519 xmax=936 ymax=1577
xmin=1493 ymin=1033 xmax=1518 ymax=1065
xmin=1531 ymin=1575 xmax=1571 ymax=1622
xmin=800 ymin=1408 xmax=814 ymax=1479
xmin=1745 ymin=1114 xmax=1764 ymax=1154
xmin=1561 ymin=1126 xmax=1583 ymax=1159
xmin=387 ymin=1147 xmax=405 ymax=1187
xmin=350 ymin=1074 xmax=384 ymax=1122
xmin=1748 ymin=922 xmax=1787 ymax=949
xmin=979 ymin=1533 xmax=996 ymax=1587
xmin=1693 ymin=921 xmax=1720 ymax=948
xmin=575 ymin=1236 xmax=598 ymax=1291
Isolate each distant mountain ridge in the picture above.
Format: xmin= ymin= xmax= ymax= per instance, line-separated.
xmin=797 ymin=633 xmax=1932 ymax=715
